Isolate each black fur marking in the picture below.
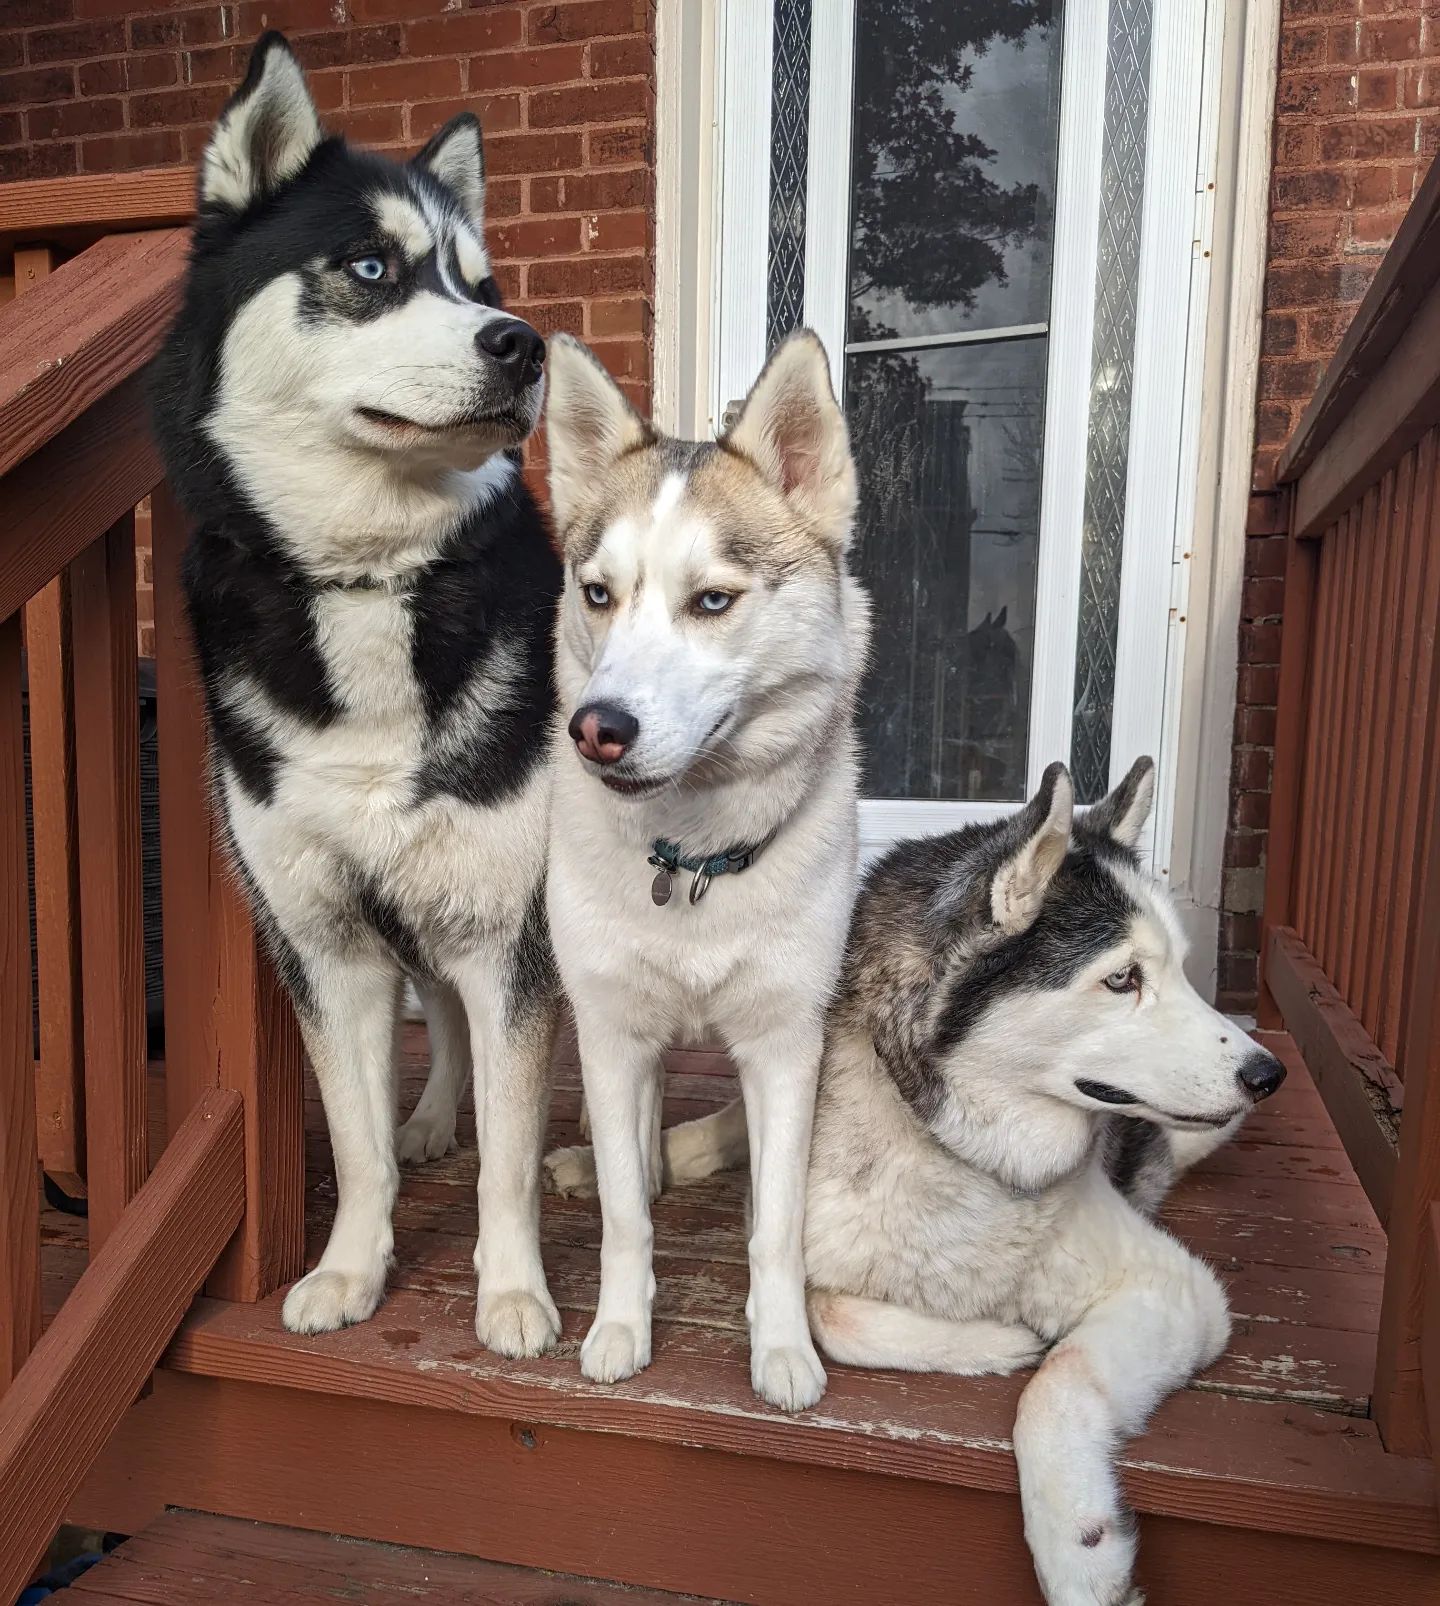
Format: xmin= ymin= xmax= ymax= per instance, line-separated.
xmin=179 ymin=505 xmax=339 ymax=736
xmin=506 ymin=879 xmax=559 ymax=1028
xmin=1102 ymin=1116 xmax=1167 ymax=1208
xmin=226 ymin=833 xmax=317 ymax=1020
xmin=933 ymin=848 xmax=1138 ymax=1057
xmin=408 ymin=487 xmax=561 ymax=808
xmin=351 ymin=870 xmax=433 ymax=980
xmin=208 ymin=693 xmax=281 ymax=806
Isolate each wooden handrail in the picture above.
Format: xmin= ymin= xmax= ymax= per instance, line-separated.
xmin=0 ymin=1089 xmax=244 ymax=1600
xmin=0 ymin=166 xmax=195 ymax=258
xmin=0 ymin=228 xmax=188 ymax=480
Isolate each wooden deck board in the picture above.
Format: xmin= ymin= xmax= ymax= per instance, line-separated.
xmin=69 ymin=1508 xmax=734 ymax=1603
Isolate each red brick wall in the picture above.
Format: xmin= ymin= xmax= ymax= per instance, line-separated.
xmin=1 ymin=0 xmax=656 ymax=653
xmin=1221 ymin=0 xmax=1439 ymax=1010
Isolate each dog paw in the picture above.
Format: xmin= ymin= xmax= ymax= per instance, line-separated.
xmin=752 ymin=1342 xmax=827 ymax=1412
xmin=475 ymin=1289 xmax=561 ymax=1358
xmin=282 ymin=1267 xmax=385 ymax=1334
xmin=543 ymin=1142 xmax=598 ymax=1197
xmin=396 ymin=1110 xmax=457 ymax=1164
xmin=581 ymin=1319 xmax=651 ymax=1383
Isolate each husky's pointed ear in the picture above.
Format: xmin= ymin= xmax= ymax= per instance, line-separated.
xmin=415 ymin=113 xmax=485 ymax=229
xmin=990 ymin=762 xmax=1073 ymax=934
xmin=201 ymin=32 xmax=321 ymax=212
xmin=1083 ymin=756 xmax=1155 ymax=849
xmin=723 ymin=329 xmax=856 ymax=549
xmin=546 ymin=335 xmax=652 ymax=535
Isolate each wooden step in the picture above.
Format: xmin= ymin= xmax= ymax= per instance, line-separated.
xmin=58 ymin=1032 xmax=1440 ymax=1603
xmin=68 ymin=1509 xmax=735 ymax=1603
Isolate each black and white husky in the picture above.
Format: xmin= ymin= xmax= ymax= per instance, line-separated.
xmin=151 ymin=33 xmax=565 ymax=1357
xmin=655 ymin=757 xmax=1286 ymax=1603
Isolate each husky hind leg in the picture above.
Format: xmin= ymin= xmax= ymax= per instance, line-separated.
xmin=808 ymin=1290 xmax=1044 ymax=1376
xmin=544 ymin=1096 xmax=748 ymax=1198
xmin=663 ymin=1097 xmax=748 ymax=1184
xmin=1013 ymin=1226 xmax=1228 ymax=1606
xmin=396 ymin=977 xmax=472 ymax=1164
xmin=283 ymin=955 xmax=404 ymax=1334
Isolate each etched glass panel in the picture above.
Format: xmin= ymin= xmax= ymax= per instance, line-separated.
xmin=767 ymin=0 xmax=813 ymax=348
xmin=847 ymin=339 xmax=1048 ymax=802
xmin=1069 ymin=0 xmax=1153 ymax=802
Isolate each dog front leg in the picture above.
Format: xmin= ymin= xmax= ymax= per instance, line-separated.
xmin=456 ymin=960 xmax=561 ymax=1359
xmin=282 ymin=956 xmax=403 ymax=1334
xmin=1013 ymin=1253 xmax=1229 ymax=1606
xmin=396 ymin=977 xmax=472 ymax=1164
xmin=576 ymin=1017 xmax=664 ymax=1385
xmin=728 ymin=1025 xmax=827 ymax=1412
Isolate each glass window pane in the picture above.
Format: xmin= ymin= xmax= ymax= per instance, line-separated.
xmin=846 ymin=337 xmax=1048 ymax=802
xmin=847 ymin=3 xmax=1065 ymax=347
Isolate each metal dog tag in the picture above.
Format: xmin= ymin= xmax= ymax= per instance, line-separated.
xmin=651 ymin=868 xmax=673 ymax=906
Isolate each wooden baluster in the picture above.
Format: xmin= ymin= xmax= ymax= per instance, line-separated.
xmin=14 ymin=246 xmax=85 ymax=1200
xmin=1367 ymin=619 xmax=1438 ymax=1451
xmin=1257 ymin=507 xmax=1317 ymax=1028
xmin=70 ymin=515 xmax=146 ymax=1252
xmin=151 ymin=484 xmax=304 ymax=1300
xmin=26 ymin=575 xmax=84 ymax=1198
xmin=0 ymin=609 xmax=41 ymax=1389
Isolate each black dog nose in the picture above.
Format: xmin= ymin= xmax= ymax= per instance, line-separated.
xmin=568 ymin=702 xmax=639 ymax=765
xmin=476 ymin=316 xmax=545 ymax=387
xmin=1237 ymin=1049 xmax=1286 ymax=1102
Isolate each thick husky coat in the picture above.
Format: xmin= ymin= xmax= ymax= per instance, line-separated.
xmin=660 ymin=757 xmax=1286 ymax=1604
xmin=541 ymin=330 xmax=870 ymax=1411
xmin=151 ymin=32 xmax=564 ymax=1356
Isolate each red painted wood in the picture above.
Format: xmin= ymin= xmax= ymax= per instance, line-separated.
xmin=69 ymin=515 xmax=146 ymax=1252
xmin=0 ymin=230 xmax=186 ymax=480
xmin=72 ymin=1371 xmax=1440 ymax=1605
xmin=151 ymin=483 xmax=305 ymax=1302
xmin=1259 ymin=511 xmax=1318 ymax=1023
xmin=69 ymin=1508 xmax=734 ymax=1604
xmin=0 ymin=1090 xmax=243 ymax=1602
xmin=0 ymin=610 xmax=40 ymax=1390
xmin=1370 ymin=429 xmax=1438 ymax=1057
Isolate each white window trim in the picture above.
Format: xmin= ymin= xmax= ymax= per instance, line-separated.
xmin=1162 ymin=0 xmax=1283 ymax=992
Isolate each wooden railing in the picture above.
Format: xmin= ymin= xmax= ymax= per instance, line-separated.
xmin=0 ymin=177 xmax=302 ymax=1592
xmin=1265 ymin=154 xmax=1440 ymax=1463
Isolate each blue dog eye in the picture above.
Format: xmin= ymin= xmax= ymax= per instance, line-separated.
xmin=697 ymin=591 xmax=732 ymax=614
xmin=348 ymin=256 xmax=388 ymax=283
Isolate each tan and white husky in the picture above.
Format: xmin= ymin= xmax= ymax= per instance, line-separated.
xmin=541 ymin=330 xmax=870 ymax=1410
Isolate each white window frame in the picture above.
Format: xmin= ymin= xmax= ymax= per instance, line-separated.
xmin=704 ymin=0 xmax=1218 ymax=866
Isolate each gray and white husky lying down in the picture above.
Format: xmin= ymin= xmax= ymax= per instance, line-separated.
xmin=549 ymin=756 xmax=1285 ymax=1606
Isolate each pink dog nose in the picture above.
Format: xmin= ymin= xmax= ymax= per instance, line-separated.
xmin=568 ymin=702 xmax=639 ymax=765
